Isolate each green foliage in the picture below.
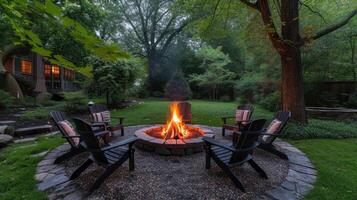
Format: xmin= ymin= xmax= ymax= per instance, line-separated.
xmin=0 ymin=89 xmax=14 ymax=110
xmin=189 ymin=45 xmax=235 ymax=99
xmin=90 ymin=56 xmax=144 ymax=105
xmin=286 ymin=119 xmax=357 ymax=139
xmin=0 ymin=0 xmax=129 ymax=76
xmin=258 ymin=91 xmax=280 ymax=111
xmin=63 ymin=91 xmax=88 ymax=113
xmin=165 ymin=71 xmax=192 ymax=100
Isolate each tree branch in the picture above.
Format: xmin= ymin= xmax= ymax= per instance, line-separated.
xmin=298 ymin=0 xmax=327 ymax=24
xmin=303 ymin=9 xmax=357 ymax=44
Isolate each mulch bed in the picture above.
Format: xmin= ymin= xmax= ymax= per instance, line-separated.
xmin=63 ymin=126 xmax=289 ymax=200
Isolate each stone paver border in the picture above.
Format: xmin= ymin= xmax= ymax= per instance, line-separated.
xmin=35 ymin=125 xmax=316 ymax=200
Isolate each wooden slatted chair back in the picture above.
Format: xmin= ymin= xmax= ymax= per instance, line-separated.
xmin=72 ymin=118 xmax=109 ymax=164
xmin=230 ymin=119 xmax=266 ymax=163
xmin=236 ymin=104 xmax=254 ymax=122
xmin=89 ymin=104 xmax=108 ymax=114
xmin=266 ymin=111 xmax=291 ymax=144
xmin=50 ymin=111 xmax=78 ymax=148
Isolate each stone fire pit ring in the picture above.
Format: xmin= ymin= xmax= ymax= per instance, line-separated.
xmin=134 ymin=125 xmax=215 ymax=155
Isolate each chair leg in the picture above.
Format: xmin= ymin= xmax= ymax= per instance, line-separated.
xmin=248 ymin=160 xmax=268 ymax=179
xmin=121 ymin=127 xmax=124 ymax=136
xmin=54 ymin=148 xmax=85 ymax=164
xmin=129 ymin=149 xmax=135 ymax=171
xmin=212 ymin=155 xmax=246 ymax=192
xmin=205 ymin=147 xmax=211 ymax=169
xmin=222 ymin=127 xmax=226 ymax=136
xmin=258 ymin=144 xmax=288 ymax=160
xmin=70 ymin=158 xmax=93 ymax=180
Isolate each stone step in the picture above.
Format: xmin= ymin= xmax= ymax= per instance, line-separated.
xmin=15 ymin=125 xmax=52 ymax=136
xmin=0 ymin=120 xmax=16 ymax=125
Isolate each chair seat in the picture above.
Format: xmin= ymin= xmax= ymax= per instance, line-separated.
xmin=211 ymin=145 xmax=233 ymax=164
xmin=104 ymin=146 xmax=129 ymax=164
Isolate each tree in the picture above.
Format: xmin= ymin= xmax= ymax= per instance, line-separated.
xmin=189 ymin=45 xmax=235 ymax=100
xmin=101 ymin=0 xmax=192 ymax=92
xmin=186 ymin=0 xmax=356 ymax=122
xmin=235 ymin=0 xmax=356 ymax=123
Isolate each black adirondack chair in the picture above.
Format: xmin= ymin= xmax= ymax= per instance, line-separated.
xmin=221 ymin=104 xmax=254 ymax=136
xmin=258 ymin=111 xmax=291 ymax=160
xmin=204 ymin=119 xmax=267 ymax=192
xmin=89 ymin=104 xmax=125 ymax=136
xmin=50 ymin=111 xmax=111 ymax=164
xmin=171 ymin=101 xmax=192 ymax=123
xmin=70 ymin=118 xmax=138 ymax=194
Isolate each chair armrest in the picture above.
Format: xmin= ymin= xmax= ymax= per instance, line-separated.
xmin=202 ymin=137 xmax=236 ymax=152
xmin=101 ymin=137 xmax=138 ymax=151
xmin=91 ymin=122 xmax=107 ymax=127
xmin=62 ymin=135 xmax=81 ymax=139
xmin=111 ymin=116 xmax=125 ymax=119
xmin=94 ymin=130 xmax=111 ymax=137
xmin=260 ymin=132 xmax=277 ymax=136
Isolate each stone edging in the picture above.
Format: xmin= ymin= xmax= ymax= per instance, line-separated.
xmin=35 ymin=127 xmax=316 ymax=200
xmin=258 ymin=139 xmax=317 ymax=200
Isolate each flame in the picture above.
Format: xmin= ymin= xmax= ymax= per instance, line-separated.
xmin=161 ymin=102 xmax=190 ymax=139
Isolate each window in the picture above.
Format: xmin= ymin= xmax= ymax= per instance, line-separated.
xmin=52 ymin=65 xmax=60 ymax=79
xmin=21 ymin=60 xmax=32 ymax=75
xmin=64 ymin=68 xmax=75 ymax=81
xmin=44 ymin=64 xmax=51 ymax=79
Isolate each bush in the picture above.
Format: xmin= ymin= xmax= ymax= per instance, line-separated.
xmin=165 ymin=72 xmax=192 ymax=101
xmin=285 ymin=119 xmax=357 ymax=139
xmin=0 ymin=89 xmax=14 ymax=110
xmin=259 ymin=91 xmax=281 ymax=111
xmin=63 ymin=91 xmax=88 ymax=113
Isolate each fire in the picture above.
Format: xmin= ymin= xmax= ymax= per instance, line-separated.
xmin=161 ymin=102 xmax=191 ymax=140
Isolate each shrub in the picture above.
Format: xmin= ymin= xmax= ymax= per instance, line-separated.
xmin=259 ymin=91 xmax=281 ymax=111
xmin=285 ymin=119 xmax=357 ymax=139
xmin=0 ymin=89 xmax=14 ymax=110
xmin=63 ymin=91 xmax=88 ymax=113
xmin=165 ymin=72 xmax=192 ymax=101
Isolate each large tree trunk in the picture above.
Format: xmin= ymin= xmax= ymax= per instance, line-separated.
xmin=280 ymin=48 xmax=307 ymax=123
xmin=279 ymin=0 xmax=307 ymax=123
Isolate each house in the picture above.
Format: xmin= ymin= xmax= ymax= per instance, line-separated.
xmin=3 ymin=49 xmax=79 ymax=95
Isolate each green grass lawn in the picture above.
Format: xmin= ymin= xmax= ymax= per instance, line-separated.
xmin=291 ymin=139 xmax=357 ymax=200
xmin=1 ymin=100 xmax=357 ymax=199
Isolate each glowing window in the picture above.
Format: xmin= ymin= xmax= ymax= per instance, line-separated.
xmin=44 ymin=64 xmax=51 ymax=79
xmin=52 ymin=65 xmax=60 ymax=79
xmin=21 ymin=60 xmax=32 ymax=75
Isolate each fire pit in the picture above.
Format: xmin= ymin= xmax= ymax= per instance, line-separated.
xmin=135 ymin=102 xmax=214 ymax=155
